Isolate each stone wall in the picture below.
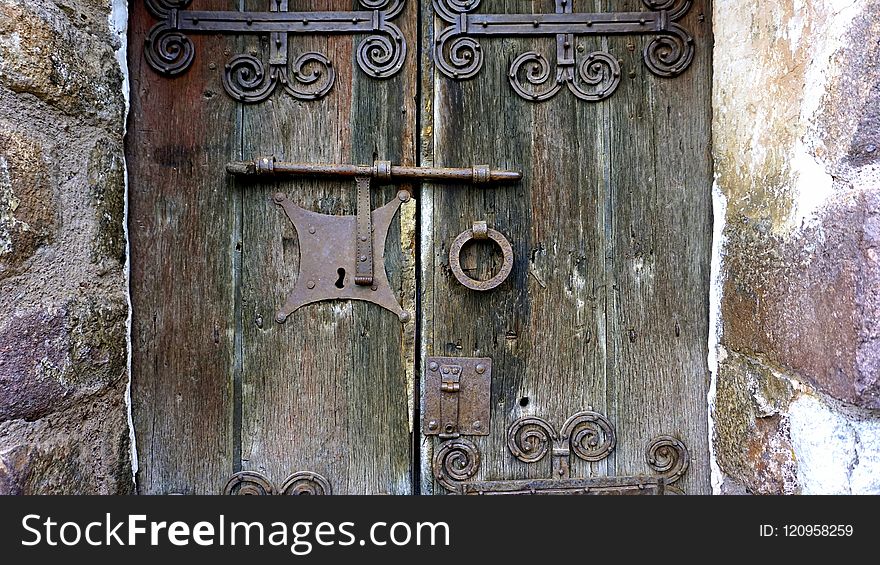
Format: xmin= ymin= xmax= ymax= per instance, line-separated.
xmin=710 ymin=0 xmax=880 ymax=494
xmin=0 ymin=0 xmax=132 ymax=494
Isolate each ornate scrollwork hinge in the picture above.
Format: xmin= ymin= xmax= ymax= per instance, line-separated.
xmin=224 ymin=470 xmax=332 ymax=495
xmin=144 ymin=0 xmax=407 ymax=102
xmin=433 ymin=0 xmax=696 ymax=102
xmin=433 ymin=409 xmax=690 ymax=494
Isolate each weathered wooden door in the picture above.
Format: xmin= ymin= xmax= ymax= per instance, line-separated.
xmin=128 ymin=0 xmax=711 ymax=495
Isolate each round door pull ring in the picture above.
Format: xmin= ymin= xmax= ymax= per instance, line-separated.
xmin=449 ymin=221 xmax=514 ymax=291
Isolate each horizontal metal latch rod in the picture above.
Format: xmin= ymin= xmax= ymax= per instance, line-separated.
xmin=226 ymin=157 xmax=521 ymax=184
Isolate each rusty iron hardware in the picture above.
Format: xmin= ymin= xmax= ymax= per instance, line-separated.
xmin=143 ymin=0 xmax=407 ymax=102
xmin=224 ymin=470 xmax=332 ymax=495
xmin=226 ymin=158 xmax=521 ymax=183
xmin=433 ymin=0 xmax=696 ymax=102
xmin=228 ymin=157 xmax=520 ymax=322
xmin=432 ymin=437 xmax=482 ymax=491
xmin=449 ymin=221 xmax=514 ymax=291
xmin=424 ymin=357 xmax=492 ymax=439
xmin=433 ymin=410 xmax=691 ymax=494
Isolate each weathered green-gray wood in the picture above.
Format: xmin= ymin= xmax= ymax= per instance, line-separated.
xmin=420 ymin=0 xmax=712 ymax=494
xmin=237 ymin=0 xmax=417 ymax=494
xmin=128 ymin=0 xmax=238 ymax=494
xmin=604 ymin=0 xmax=713 ymax=494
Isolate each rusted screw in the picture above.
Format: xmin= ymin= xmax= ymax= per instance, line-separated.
xmin=429 ymin=362 xmax=439 ymax=371
xmin=473 ymin=420 xmax=482 ymax=430
xmin=274 ymin=192 xmax=286 ymax=203
xmin=428 ymin=420 xmax=438 ymax=431
xmin=475 ymin=364 xmax=486 ymax=374
xmin=398 ymin=190 xmax=411 ymax=202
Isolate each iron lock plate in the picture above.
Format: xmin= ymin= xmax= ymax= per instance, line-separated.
xmin=423 ymin=357 xmax=491 ymax=438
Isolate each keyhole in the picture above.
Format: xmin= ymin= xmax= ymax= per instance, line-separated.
xmin=335 ymin=268 xmax=346 ymax=288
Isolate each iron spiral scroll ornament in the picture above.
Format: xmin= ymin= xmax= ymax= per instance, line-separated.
xmin=433 ymin=0 xmax=696 ymax=102
xmin=507 ymin=410 xmax=616 ymax=468
xmin=223 ymin=470 xmax=332 ymax=495
xmin=144 ymin=0 xmax=407 ymax=102
xmin=432 ymin=437 xmax=481 ymax=492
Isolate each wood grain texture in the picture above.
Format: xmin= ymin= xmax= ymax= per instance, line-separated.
xmin=127 ymin=0 xmax=238 ymax=494
xmin=237 ymin=0 xmax=417 ymax=494
xmin=420 ymin=0 xmax=713 ymax=494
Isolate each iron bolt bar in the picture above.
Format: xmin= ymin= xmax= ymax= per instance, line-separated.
xmin=226 ymin=157 xmax=522 ymax=185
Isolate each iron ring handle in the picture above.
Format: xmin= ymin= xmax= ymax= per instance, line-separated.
xmin=449 ymin=221 xmax=514 ymax=291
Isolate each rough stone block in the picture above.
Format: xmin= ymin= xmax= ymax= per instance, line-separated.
xmin=0 ymin=0 xmax=124 ymax=124
xmin=713 ymin=351 xmax=799 ymax=494
xmin=0 ymin=123 xmax=55 ymax=280
xmin=0 ymin=294 xmax=127 ymax=422
xmin=722 ymin=189 xmax=880 ymax=410
xmin=88 ymin=136 xmax=126 ymax=269
xmin=0 ymin=382 xmax=133 ymax=494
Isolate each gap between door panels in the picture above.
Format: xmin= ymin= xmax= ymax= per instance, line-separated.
xmin=410 ymin=0 xmax=426 ymax=498
xmin=231 ymin=35 xmax=245 ymax=477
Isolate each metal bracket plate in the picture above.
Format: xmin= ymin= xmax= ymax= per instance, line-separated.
xmin=272 ymin=190 xmax=411 ymax=323
xmin=423 ymin=357 xmax=491 ymax=438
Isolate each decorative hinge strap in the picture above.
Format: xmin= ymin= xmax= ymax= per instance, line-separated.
xmin=143 ymin=0 xmax=407 ymax=102
xmin=433 ymin=0 xmax=696 ymax=103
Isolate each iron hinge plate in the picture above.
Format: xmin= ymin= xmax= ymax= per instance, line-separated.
xmin=424 ymin=357 xmax=491 ymax=438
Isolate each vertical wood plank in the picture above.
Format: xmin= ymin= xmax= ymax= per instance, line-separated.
xmin=127 ymin=0 xmax=238 ymax=494
xmin=238 ymin=0 xmax=417 ymax=494
xmin=606 ymin=0 xmax=713 ymax=493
